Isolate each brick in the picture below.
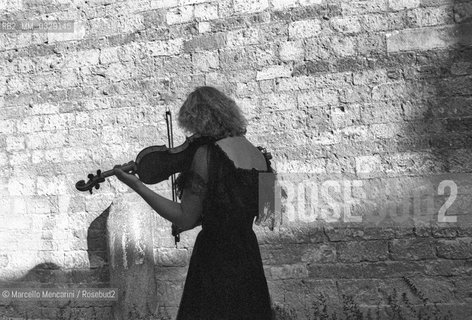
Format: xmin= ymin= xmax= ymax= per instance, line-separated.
xmin=279 ymin=40 xmax=304 ymax=61
xmin=155 ymin=267 xmax=188 ymax=281
xmin=370 ymin=122 xmax=401 ymax=139
xmin=118 ymin=42 xmax=147 ymax=62
xmin=359 ymin=12 xmax=406 ymax=32
xmin=42 ymin=113 xmax=75 ymax=131
xmin=30 ymin=103 xmax=59 ymax=115
xmin=302 ymin=244 xmax=337 ymax=263
xmin=37 ymin=176 xmax=68 ymax=195
xmin=389 ymin=0 xmax=420 ymax=11
xmin=63 ymin=49 xmax=100 ymax=69
xmin=299 ymin=0 xmax=323 ymax=6
xmin=341 ymin=0 xmax=389 ymax=15
xmin=259 ymin=22 xmax=289 ymax=44
xmin=26 ymin=132 xmax=65 ymax=149
xmin=150 ymin=0 xmax=179 ymax=9
xmin=268 ymin=263 xmax=309 ymax=280
xmin=192 ymin=51 xmax=219 ymax=72
xmin=276 ymin=75 xmax=316 ymax=91
xmin=256 ymin=65 xmax=292 ymax=80
xmin=356 ymin=32 xmax=386 ymax=55
xmin=0 ymin=0 xmax=22 ymax=11
xmin=155 ymin=248 xmax=189 ymax=267
xmin=234 ymin=0 xmax=269 ymax=14
xmin=438 ymin=76 xmax=472 ymax=97
xmin=32 ymin=149 xmax=62 ymax=164
xmin=406 ymin=6 xmax=454 ymax=27
xmin=235 ymin=82 xmax=258 ymax=98
xmin=384 ymin=152 xmax=446 ymax=175
xmin=226 ymin=27 xmax=260 ymax=47
xmin=98 ymin=62 xmax=136 ymax=81
xmin=182 ymin=0 xmax=210 ymax=4
xmin=271 ymin=0 xmax=298 ymax=10
xmin=298 ymin=89 xmax=338 ymax=107
xmin=198 ymin=21 xmax=211 ymax=33
xmin=389 ymin=238 xmax=437 ymax=260
xmin=454 ymin=2 xmax=472 ymax=23
xmin=355 ymin=155 xmax=382 ymax=176
xmin=0 ymin=119 xmax=16 ymax=134
xmin=6 ymin=75 xmax=31 ymax=95
xmin=330 ymin=104 xmax=361 ymax=129
xmin=8 ymin=176 xmax=36 ymax=196
xmin=386 ymin=24 xmax=472 ymax=52
xmin=337 ymin=279 xmax=386 ymax=304
xmin=371 ymin=82 xmax=408 ymax=101
xmin=288 ymin=19 xmax=322 ymax=39
xmin=6 ymin=136 xmax=25 ymax=151
xmin=437 ymin=238 xmax=472 ymax=259
xmin=421 ymin=0 xmax=454 ymax=6
xmin=424 ymin=259 xmax=472 ymax=277
xmin=306 ymin=36 xmax=356 ymax=60
xmin=8 ymin=56 xmax=35 ymax=75
xmin=194 ymin=3 xmax=218 ymax=21
xmin=220 ymin=46 xmax=275 ymax=70
xmin=330 ymin=16 xmax=362 ymax=34
xmin=308 ymin=260 xmax=427 ymax=279
xmin=260 ymin=92 xmax=296 ymax=110
xmin=166 ymin=5 xmax=194 ymax=25
xmin=147 ymin=38 xmax=184 ymax=56
xmin=183 ymin=32 xmax=226 ymax=52
xmin=99 ymin=46 xmax=120 ymax=64
xmin=337 ymin=240 xmax=389 ymax=262
xmin=8 ymin=151 xmax=29 ymax=166
xmin=353 ymin=69 xmax=388 ymax=85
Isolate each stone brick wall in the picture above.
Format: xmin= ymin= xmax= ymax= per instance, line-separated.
xmin=1 ymin=0 xmax=472 ymax=319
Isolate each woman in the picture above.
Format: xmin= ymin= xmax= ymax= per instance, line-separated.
xmin=113 ymin=86 xmax=274 ymax=320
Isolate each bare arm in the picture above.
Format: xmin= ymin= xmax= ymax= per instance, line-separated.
xmin=113 ymin=145 xmax=209 ymax=230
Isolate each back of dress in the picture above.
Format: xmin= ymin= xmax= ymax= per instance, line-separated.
xmin=176 ymin=140 xmax=273 ymax=320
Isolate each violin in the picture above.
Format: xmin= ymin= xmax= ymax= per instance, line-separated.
xmin=75 ymin=134 xmax=214 ymax=194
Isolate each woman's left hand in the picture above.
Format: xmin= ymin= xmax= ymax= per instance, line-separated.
xmin=113 ymin=162 xmax=141 ymax=189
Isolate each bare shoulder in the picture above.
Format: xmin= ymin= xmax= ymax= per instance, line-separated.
xmin=215 ymin=136 xmax=252 ymax=153
xmin=215 ymin=136 xmax=267 ymax=171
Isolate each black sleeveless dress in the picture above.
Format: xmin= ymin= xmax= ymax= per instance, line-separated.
xmin=174 ymin=140 xmax=273 ymax=320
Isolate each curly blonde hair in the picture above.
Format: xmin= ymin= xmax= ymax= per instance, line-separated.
xmin=178 ymin=86 xmax=247 ymax=138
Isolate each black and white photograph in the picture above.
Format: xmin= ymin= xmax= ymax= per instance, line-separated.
xmin=0 ymin=0 xmax=471 ymax=319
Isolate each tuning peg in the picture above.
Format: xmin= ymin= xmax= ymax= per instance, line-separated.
xmin=88 ymin=173 xmax=94 ymax=180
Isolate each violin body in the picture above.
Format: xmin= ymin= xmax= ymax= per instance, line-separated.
xmin=135 ymin=135 xmax=213 ymax=184
xmin=75 ymin=134 xmax=214 ymax=193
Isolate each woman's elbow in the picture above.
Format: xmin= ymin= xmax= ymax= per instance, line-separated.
xmin=177 ymin=206 xmax=201 ymax=231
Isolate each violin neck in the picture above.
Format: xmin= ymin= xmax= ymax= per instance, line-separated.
xmin=103 ymin=161 xmax=136 ymax=178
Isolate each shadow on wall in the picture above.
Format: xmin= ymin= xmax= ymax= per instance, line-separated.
xmin=419 ymin=21 xmax=471 ymax=225
xmin=372 ymin=20 xmax=472 ymax=229
xmin=0 ymin=206 xmax=113 ymax=319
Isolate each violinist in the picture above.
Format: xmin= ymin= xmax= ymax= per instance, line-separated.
xmin=113 ymin=86 xmax=274 ymax=320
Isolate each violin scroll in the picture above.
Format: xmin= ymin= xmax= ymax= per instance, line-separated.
xmin=75 ymin=162 xmax=137 ymax=194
